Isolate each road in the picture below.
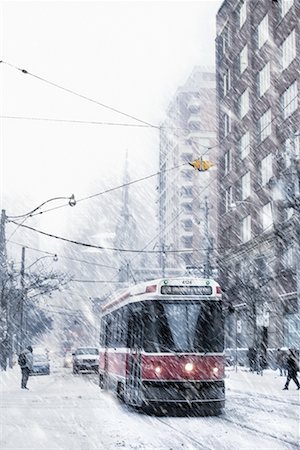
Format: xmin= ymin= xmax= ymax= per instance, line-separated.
xmin=0 ymin=365 xmax=299 ymax=450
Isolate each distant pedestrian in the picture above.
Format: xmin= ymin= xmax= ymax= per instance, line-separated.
xmin=283 ymin=349 xmax=300 ymax=390
xmin=257 ymin=352 xmax=266 ymax=376
xmin=276 ymin=348 xmax=287 ymax=376
xmin=247 ymin=347 xmax=256 ymax=372
xmin=18 ymin=346 xmax=33 ymax=390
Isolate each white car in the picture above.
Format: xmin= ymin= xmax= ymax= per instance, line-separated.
xmin=72 ymin=347 xmax=99 ymax=374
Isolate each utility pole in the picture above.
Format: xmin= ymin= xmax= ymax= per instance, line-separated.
xmin=161 ymin=243 xmax=166 ymax=278
xmin=203 ymin=197 xmax=212 ymax=278
xmin=20 ymin=246 xmax=25 ymax=351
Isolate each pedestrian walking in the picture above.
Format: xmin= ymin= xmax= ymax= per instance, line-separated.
xmin=18 ymin=345 xmax=33 ymax=390
xmin=283 ymin=348 xmax=300 ymax=390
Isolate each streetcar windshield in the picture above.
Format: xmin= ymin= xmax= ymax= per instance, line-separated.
xmin=143 ymin=300 xmax=223 ymax=353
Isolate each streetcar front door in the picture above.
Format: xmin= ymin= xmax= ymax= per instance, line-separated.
xmin=126 ymin=311 xmax=144 ymax=406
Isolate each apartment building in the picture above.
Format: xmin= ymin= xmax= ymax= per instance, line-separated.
xmin=158 ymin=67 xmax=217 ymax=277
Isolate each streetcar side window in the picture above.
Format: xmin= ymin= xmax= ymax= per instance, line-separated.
xmin=119 ymin=306 xmax=128 ymax=347
xmin=127 ymin=306 xmax=144 ymax=349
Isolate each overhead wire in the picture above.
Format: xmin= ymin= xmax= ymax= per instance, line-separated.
xmin=0 ymin=115 xmax=154 ymax=128
xmin=0 ymin=60 xmax=158 ymax=128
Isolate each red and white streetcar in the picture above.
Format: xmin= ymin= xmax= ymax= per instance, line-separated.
xmin=98 ymin=277 xmax=225 ymax=414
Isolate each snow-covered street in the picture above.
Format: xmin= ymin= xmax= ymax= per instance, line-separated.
xmin=1 ymin=364 xmax=299 ymax=450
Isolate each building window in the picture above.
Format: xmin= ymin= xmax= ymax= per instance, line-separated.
xmin=258 ymin=109 xmax=271 ymax=142
xmin=182 ymin=170 xmax=193 ymax=180
xmin=258 ymin=62 xmax=270 ymax=97
xmin=241 ymin=172 xmax=251 ymax=200
xmin=283 ymin=245 xmax=294 ymax=268
xmin=182 ymin=236 xmax=193 ymax=248
xmin=281 ymin=0 xmax=293 ymax=17
xmin=225 ymin=186 xmax=233 ymax=212
xmin=283 ymin=138 xmax=293 ymax=167
xmin=183 ymin=203 xmax=193 ymax=213
xmin=239 ymin=44 xmax=248 ymax=74
xmin=223 ymin=68 xmax=231 ymax=97
xmin=261 ymin=202 xmax=273 ymax=231
xmin=239 ymin=1 xmax=247 ymax=29
xmin=284 ymin=314 xmax=299 ymax=348
xmin=225 ymin=149 xmax=232 ymax=175
xmin=221 ymin=24 xmax=231 ymax=56
xmin=280 ymin=29 xmax=296 ymax=71
xmin=283 ymin=134 xmax=300 ymax=167
xmin=182 ymin=219 xmax=193 ymax=231
xmin=239 ymin=89 xmax=249 ymax=118
xmin=257 ymin=14 xmax=268 ymax=50
xmin=241 ymin=215 xmax=251 ymax=243
xmin=261 ymin=153 xmax=273 ymax=186
xmin=281 ymin=81 xmax=298 ymax=120
xmin=224 ymin=113 xmax=231 ymax=137
xmin=181 ymin=186 xmax=193 ymax=197
xmin=239 ymin=131 xmax=250 ymax=159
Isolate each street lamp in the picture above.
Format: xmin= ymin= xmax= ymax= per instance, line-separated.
xmin=25 ymin=254 xmax=58 ymax=271
xmin=7 ymin=194 xmax=77 ymax=219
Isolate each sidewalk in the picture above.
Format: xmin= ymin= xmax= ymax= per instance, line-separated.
xmin=226 ymin=367 xmax=300 ymax=403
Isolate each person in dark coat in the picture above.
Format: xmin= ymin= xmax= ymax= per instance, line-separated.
xmin=19 ymin=345 xmax=33 ymax=390
xmin=247 ymin=347 xmax=256 ymax=372
xmin=283 ymin=348 xmax=300 ymax=390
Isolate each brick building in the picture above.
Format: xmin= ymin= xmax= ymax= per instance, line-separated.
xmin=216 ymin=0 xmax=299 ymax=359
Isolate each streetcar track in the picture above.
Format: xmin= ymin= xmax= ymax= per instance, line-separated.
xmin=155 ymin=417 xmax=211 ymax=450
xmin=156 ymin=413 xmax=298 ymax=450
xmin=219 ymin=414 xmax=298 ymax=448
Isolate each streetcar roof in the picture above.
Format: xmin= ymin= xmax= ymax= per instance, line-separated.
xmin=101 ymin=277 xmax=221 ymax=315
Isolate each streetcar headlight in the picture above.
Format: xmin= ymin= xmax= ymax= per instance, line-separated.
xmin=212 ymin=367 xmax=219 ymax=374
xmin=185 ymin=363 xmax=194 ymax=372
xmin=155 ymin=366 xmax=161 ymax=374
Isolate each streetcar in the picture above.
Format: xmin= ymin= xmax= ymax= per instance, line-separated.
xmin=98 ymin=277 xmax=225 ymax=414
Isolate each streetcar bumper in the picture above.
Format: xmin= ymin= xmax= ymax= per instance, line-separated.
xmin=142 ymin=380 xmax=225 ymax=405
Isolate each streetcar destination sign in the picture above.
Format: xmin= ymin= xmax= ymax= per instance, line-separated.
xmin=161 ymin=285 xmax=213 ymax=295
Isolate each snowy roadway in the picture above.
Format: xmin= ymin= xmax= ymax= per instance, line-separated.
xmin=1 ymin=365 xmax=299 ymax=450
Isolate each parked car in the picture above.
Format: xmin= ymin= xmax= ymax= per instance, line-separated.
xmin=30 ymin=354 xmax=50 ymax=375
xmin=72 ymin=347 xmax=99 ymax=374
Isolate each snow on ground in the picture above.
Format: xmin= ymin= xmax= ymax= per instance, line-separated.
xmin=0 ymin=362 xmax=299 ymax=450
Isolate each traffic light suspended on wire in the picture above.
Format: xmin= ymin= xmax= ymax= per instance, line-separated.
xmin=189 ymin=158 xmax=215 ymax=172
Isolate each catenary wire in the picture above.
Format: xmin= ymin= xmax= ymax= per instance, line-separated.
xmin=0 ymin=60 xmax=158 ymax=128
